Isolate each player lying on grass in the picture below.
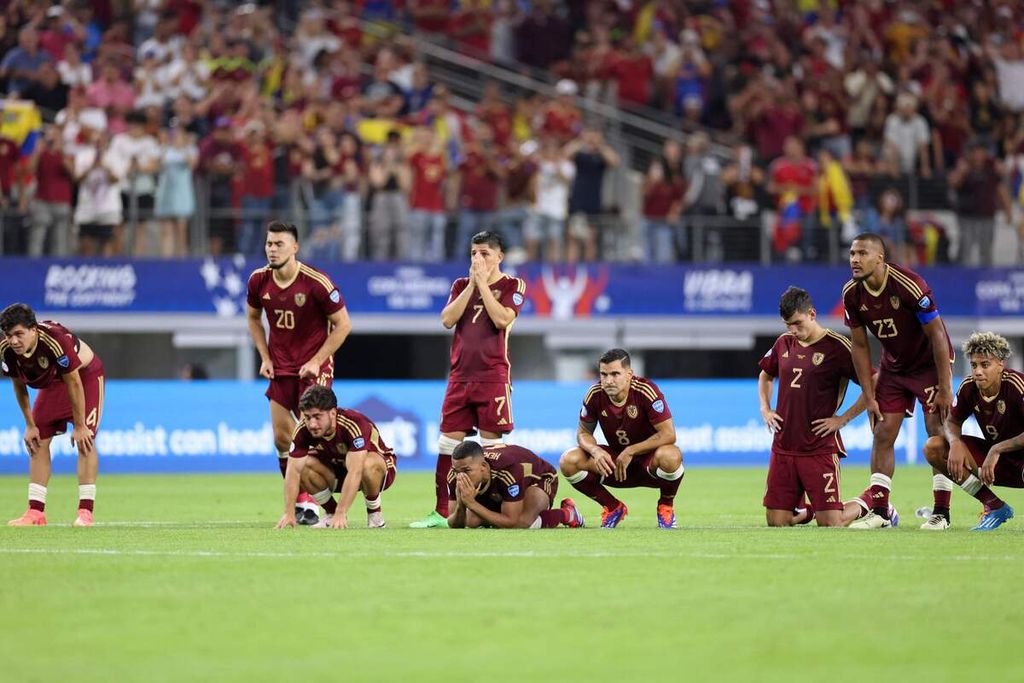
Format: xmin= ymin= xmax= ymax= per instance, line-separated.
xmin=922 ymin=332 xmax=1020 ymax=531
xmin=559 ymin=348 xmax=684 ymax=529
xmin=276 ymin=386 xmax=396 ymax=530
xmin=758 ymin=287 xmax=878 ymax=527
xmin=447 ymin=441 xmax=584 ymax=529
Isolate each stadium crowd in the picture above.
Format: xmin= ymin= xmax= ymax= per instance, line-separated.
xmin=0 ymin=0 xmax=1022 ymax=265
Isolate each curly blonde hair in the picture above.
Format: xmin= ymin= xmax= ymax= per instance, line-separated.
xmin=962 ymin=332 xmax=1012 ymax=361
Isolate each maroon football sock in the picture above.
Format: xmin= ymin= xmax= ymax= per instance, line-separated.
xmin=322 ymin=497 xmax=338 ymax=514
xmin=78 ymin=498 xmax=94 ymax=512
xmin=870 ymin=485 xmax=890 ymax=516
xmin=570 ymin=473 xmax=620 ymax=510
xmin=974 ymin=486 xmax=1004 ymax=510
xmin=278 ymin=457 xmax=288 ymax=477
xmin=29 ymin=499 xmax=45 ymax=512
xmin=434 ymin=454 xmax=452 ymax=516
xmin=932 ymin=488 xmax=951 ymax=518
xmin=539 ymin=509 xmax=565 ymax=528
xmin=657 ymin=477 xmax=683 ymax=508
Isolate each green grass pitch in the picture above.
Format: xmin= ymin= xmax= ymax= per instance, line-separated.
xmin=2 ymin=466 xmax=1022 ymax=682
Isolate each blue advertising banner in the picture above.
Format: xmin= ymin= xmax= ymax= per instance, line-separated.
xmin=0 ymin=258 xmax=1021 ymax=318
xmin=0 ymin=380 xmax=936 ymax=475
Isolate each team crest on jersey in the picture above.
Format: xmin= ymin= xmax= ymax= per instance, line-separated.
xmin=627 ymin=405 xmax=639 ymax=419
xmin=329 ymin=289 xmax=341 ymax=304
xmin=998 ymin=400 xmax=1006 ymax=415
xmin=812 ymin=353 xmax=824 ymax=366
xmin=294 ymin=293 xmax=307 ymax=307
xmin=890 ymin=295 xmax=900 ymax=309
xmin=37 ymin=356 xmax=49 ymax=369
xmin=353 ymin=437 xmax=365 ymax=449
xmin=652 ymin=399 xmax=665 ymax=413
xmin=512 ymin=292 xmax=524 ymax=306
xmin=918 ymin=296 xmax=931 ymax=309
xmin=507 ymin=484 xmax=520 ymax=497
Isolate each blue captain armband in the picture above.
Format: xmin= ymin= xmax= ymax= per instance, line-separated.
xmin=917 ymin=309 xmax=940 ymax=324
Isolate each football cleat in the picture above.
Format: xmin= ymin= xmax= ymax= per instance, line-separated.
xmin=849 ymin=511 xmax=895 ymax=529
xmin=367 ymin=510 xmax=386 ymax=528
xmin=73 ymin=509 xmax=93 ymax=527
xmin=409 ymin=510 xmax=449 ymax=528
xmin=600 ymin=501 xmax=628 ymax=529
xmin=560 ymin=498 xmax=584 ymax=528
xmin=888 ymin=504 xmax=900 ymax=528
xmin=7 ymin=509 xmax=46 ymax=526
xmin=295 ymin=492 xmax=320 ymax=526
xmin=919 ymin=514 xmax=950 ymax=530
xmin=657 ymin=504 xmax=677 ymax=529
xmin=972 ymin=504 xmax=1014 ymax=531
xmin=312 ymin=514 xmax=333 ymax=529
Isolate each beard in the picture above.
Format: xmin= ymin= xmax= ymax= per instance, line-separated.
xmin=267 ymin=256 xmax=290 ymax=270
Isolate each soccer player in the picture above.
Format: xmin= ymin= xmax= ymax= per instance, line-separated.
xmin=247 ymin=221 xmax=352 ymax=525
xmin=275 ymin=386 xmax=396 ymax=530
xmin=410 ymin=231 xmax=526 ymax=528
xmin=559 ymin=348 xmax=685 ymax=528
xmin=922 ymin=332 xmax=1020 ymax=531
xmin=447 ymin=441 xmax=584 ymax=529
xmin=758 ymin=287 xmax=873 ymax=527
xmin=843 ymin=233 xmax=954 ymax=529
xmin=1 ymin=303 xmax=105 ymax=526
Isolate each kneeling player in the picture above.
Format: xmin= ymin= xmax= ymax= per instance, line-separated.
xmin=276 ymin=386 xmax=396 ymax=530
xmin=559 ymin=348 xmax=685 ymax=529
xmin=447 ymin=441 xmax=584 ymax=529
xmin=922 ymin=332 xmax=1021 ymax=531
xmin=758 ymin=287 xmax=873 ymax=527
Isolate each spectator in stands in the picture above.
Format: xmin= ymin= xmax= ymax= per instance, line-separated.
xmin=539 ymin=79 xmax=582 ymax=143
xmin=109 ymin=110 xmax=161 ymax=256
xmin=449 ymin=0 xmax=491 ymax=56
xmin=57 ymin=42 xmax=91 ymax=89
xmin=406 ymin=126 xmax=448 ymax=261
xmin=844 ymin=55 xmax=894 ymax=145
xmin=336 ymin=131 xmax=364 ymax=262
xmin=646 ymin=28 xmax=681 ymax=109
xmin=238 ymin=120 xmax=275 ymax=257
xmin=883 ymin=92 xmax=931 ymax=178
xmin=21 ymin=61 xmax=68 ymax=120
xmin=607 ymin=38 xmax=654 ymax=109
xmin=721 ymin=144 xmax=767 ymax=223
xmin=670 ymin=30 xmax=711 ymax=117
xmin=525 ymin=135 xmax=574 ymax=262
xmin=489 ymin=0 xmax=520 ymax=65
xmin=642 ymin=140 xmax=686 ymax=264
xmin=454 ymin=124 xmax=502 ymax=257
xmin=923 ymin=61 xmax=969 ymax=174
xmin=476 ymin=81 xmax=513 ymax=151
xmin=86 ymin=60 xmax=135 ymax=135
xmin=360 ymin=56 xmax=405 ymax=119
xmin=367 ymin=130 xmax=410 ymax=261
xmin=1 ymin=26 xmax=51 ymax=95
xmin=198 ymin=116 xmax=240 ymax=256
xmin=985 ymin=33 xmax=1024 ymax=114
xmin=154 ymin=124 xmax=197 ymax=258
xmin=73 ymin=128 xmax=121 ymax=258
xmin=27 ymin=125 xmax=74 ymax=257
xmin=802 ymin=89 xmax=849 ymax=160
xmin=863 ymin=188 xmax=910 ymax=263
xmin=496 ymin=140 xmax=537 ymax=259
xmin=948 ymin=142 xmax=1012 ymax=267
xmin=768 ymin=136 xmax=817 ymax=262
xmin=682 ymin=132 xmax=725 ymax=261
xmin=404 ymin=62 xmax=434 ymax=117
xmin=969 ymin=80 xmax=1004 ymax=154
xmin=515 ymin=0 xmax=572 ymax=70
xmin=304 ymin=126 xmax=344 ymax=262
xmin=565 ymin=127 xmax=619 ymax=262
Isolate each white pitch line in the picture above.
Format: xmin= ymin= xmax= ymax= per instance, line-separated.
xmin=0 ymin=547 xmax=1021 ymax=562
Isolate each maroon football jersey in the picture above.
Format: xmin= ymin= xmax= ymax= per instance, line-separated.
xmin=446 ymin=443 xmax=557 ymax=504
xmin=759 ymin=330 xmax=858 ymax=457
xmin=842 ymin=263 xmax=953 ymax=374
xmin=579 ymin=376 xmax=672 ymax=451
xmin=290 ymin=408 xmax=394 ymax=470
xmin=951 ymin=370 xmax=1024 ymax=446
xmin=246 ymin=262 xmax=346 ymax=376
xmin=0 ymin=321 xmax=85 ymax=389
xmin=447 ymin=273 xmax=526 ymax=383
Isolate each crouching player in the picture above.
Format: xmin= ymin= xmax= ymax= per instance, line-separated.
xmin=559 ymin=348 xmax=684 ymax=529
xmin=922 ymin=332 xmax=1021 ymax=531
xmin=276 ymin=386 xmax=396 ymax=530
xmin=758 ymin=287 xmax=875 ymax=527
xmin=447 ymin=441 xmax=584 ymax=529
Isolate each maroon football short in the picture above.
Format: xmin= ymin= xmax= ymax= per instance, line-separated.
xmin=534 ymin=474 xmax=559 ymax=504
xmin=875 ymin=365 xmax=943 ymax=416
xmin=960 ymin=435 xmax=1024 ymax=488
xmin=265 ymin=371 xmax=333 ymax=417
xmin=599 ymin=449 xmax=660 ymax=489
xmin=329 ymin=452 xmax=397 ymax=493
xmin=439 ymin=381 xmax=513 ymax=435
xmin=32 ymin=357 xmax=106 ymax=441
xmin=763 ymin=451 xmax=844 ymax=511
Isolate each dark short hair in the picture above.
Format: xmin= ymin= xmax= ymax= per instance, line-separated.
xmin=452 ymin=440 xmax=485 ymax=461
xmin=298 ymin=385 xmax=337 ymax=413
xmin=0 ymin=303 xmax=37 ymax=334
xmin=599 ymin=348 xmax=631 ymax=368
xmin=267 ymin=220 xmax=299 ymax=241
xmin=470 ymin=231 xmax=505 ymax=252
xmin=851 ymin=232 xmax=886 ymax=257
xmin=779 ymin=286 xmax=814 ymax=319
